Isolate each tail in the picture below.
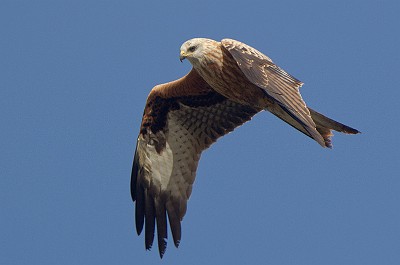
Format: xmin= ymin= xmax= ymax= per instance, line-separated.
xmin=308 ymin=108 xmax=360 ymax=148
xmin=265 ymin=103 xmax=360 ymax=148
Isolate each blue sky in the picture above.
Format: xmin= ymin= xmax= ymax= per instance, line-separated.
xmin=1 ymin=0 xmax=399 ymax=264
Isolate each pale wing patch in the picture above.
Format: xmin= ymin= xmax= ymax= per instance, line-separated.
xmin=137 ymin=134 xmax=174 ymax=193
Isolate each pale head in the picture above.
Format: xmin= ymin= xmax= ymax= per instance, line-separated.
xmin=179 ymin=38 xmax=219 ymax=66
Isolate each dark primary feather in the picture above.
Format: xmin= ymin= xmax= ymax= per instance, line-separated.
xmin=131 ymin=147 xmax=145 ymax=234
xmin=144 ymin=190 xmax=156 ymax=249
xmin=155 ymin=200 xmax=168 ymax=258
xmin=166 ymin=200 xmax=182 ymax=247
xmin=130 ymin=146 xmax=139 ymax=202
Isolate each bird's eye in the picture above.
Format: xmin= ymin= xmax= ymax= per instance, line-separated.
xmin=188 ymin=46 xmax=197 ymax=52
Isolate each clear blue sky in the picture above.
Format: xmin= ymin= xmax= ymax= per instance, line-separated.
xmin=1 ymin=1 xmax=399 ymax=264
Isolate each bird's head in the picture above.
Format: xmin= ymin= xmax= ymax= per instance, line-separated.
xmin=179 ymin=38 xmax=218 ymax=65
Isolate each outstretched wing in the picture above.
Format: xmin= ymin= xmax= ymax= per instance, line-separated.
xmin=221 ymin=38 xmax=326 ymax=147
xmin=131 ymin=69 xmax=260 ymax=257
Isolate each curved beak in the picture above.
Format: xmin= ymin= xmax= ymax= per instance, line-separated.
xmin=179 ymin=50 xmax=186 ymax=62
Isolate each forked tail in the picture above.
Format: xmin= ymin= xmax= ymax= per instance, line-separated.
xmin=265 ymin=103 xmax=360 ymax=148
xmin=309 ymin=108 xmax=360 ymax=148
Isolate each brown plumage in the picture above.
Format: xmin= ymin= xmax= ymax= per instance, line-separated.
xmin=131 ymin=38 xmax=359 ymax=258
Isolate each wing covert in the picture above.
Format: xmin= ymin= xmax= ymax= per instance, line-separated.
xmin=221 ymin=38 xmax=326 ymax=146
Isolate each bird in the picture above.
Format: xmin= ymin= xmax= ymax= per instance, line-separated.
xmin=131 ymin=38 xmax=360 ymax=258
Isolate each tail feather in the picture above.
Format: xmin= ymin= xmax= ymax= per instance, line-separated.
xmin=265 ymin=103 xmax=360 ymax=148
xmin=309 ymin=108 xmax=360 ymax=134
xmin=309 ymin=108 xmax=360 ymax=148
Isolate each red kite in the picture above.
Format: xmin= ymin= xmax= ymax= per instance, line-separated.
xmin=131 ymin=38 xmax=359 ymax=257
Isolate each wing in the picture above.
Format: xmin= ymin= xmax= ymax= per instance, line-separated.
xmin=131 ymin=69 xmax=260 ymax=258
xmin=221 ymin=38 xmax=327 ymax=147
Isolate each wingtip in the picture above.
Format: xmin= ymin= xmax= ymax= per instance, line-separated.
xmin=158 ymin=238 xmax=167 ymax=259
xmin=158 ymin=238 xmax=180 ymax=258
xmin=145 ymin=243 xmax=152 ymax=251
xmin=348 ymin=128 xmax=361 ymax=135
xmin=134 ymin=192 xmax=145 ymax=236
xmin=136 ymin=224 xmax=143 ymax=236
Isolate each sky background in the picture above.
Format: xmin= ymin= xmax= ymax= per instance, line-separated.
xmin=1 ymin=0 xmax=399 ymax=264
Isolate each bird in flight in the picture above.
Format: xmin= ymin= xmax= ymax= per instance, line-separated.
xmin=131 ymin=38 xmax=359 ymax=258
